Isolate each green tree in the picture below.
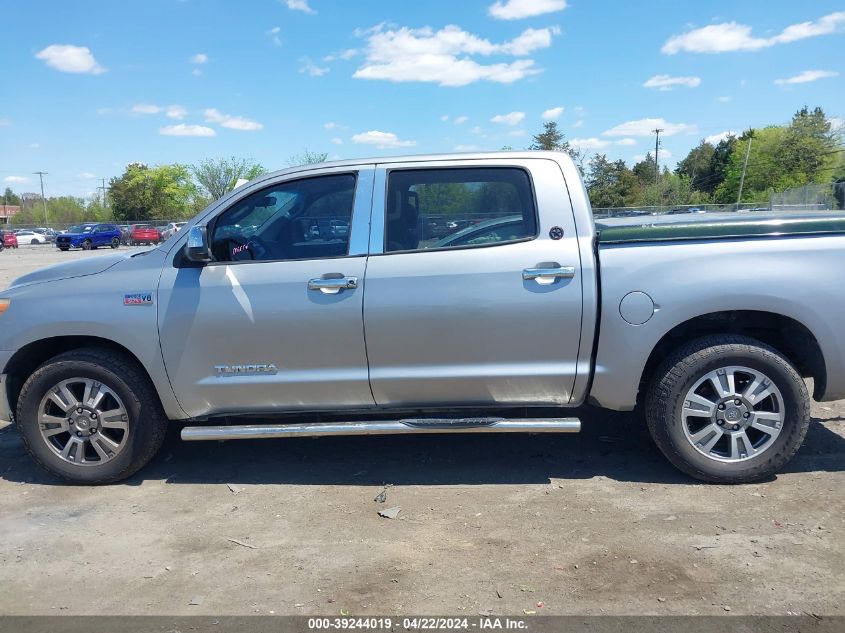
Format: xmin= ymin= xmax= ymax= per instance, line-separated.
xmin=3 ymin=187 xmax=21 ymax=206
xmin=585 ymin=154 xmax=639 ymax=208
xmin=192 ymin=156 xmax=267 ymax=200
xmin=110 ymin=162 xmax=196 ymax=221
xmin=288 ymin=149 xmax=328 ymax=167
xmin=676 ymin=140 xmax=716 ymax=192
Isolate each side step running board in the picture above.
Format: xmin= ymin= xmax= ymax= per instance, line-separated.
xmin=181 ymin=417 xmax=581 ymax=441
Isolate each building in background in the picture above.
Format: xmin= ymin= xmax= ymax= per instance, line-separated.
xmin=0 ymin=204 xmax=20 ymax=225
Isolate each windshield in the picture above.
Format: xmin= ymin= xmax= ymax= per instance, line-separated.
xmin=68 ymin=225 xmax=92 ymax=233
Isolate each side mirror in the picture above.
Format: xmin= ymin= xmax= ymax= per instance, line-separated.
xmin=184 ymin=226 xmax=212 ymax=263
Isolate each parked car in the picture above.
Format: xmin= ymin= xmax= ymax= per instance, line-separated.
xmin=160 ymin=222 xmax=187 ymax=240
xmin=55 ymin=223 xmax=122 ymax=251
xmin=129 ymin=224 xmax=161 ymax=245
xmin=13 ymin=230 xmax=47 ymax=245
xmin=117 ymin=225 xmax=131 ymax=245
xmin=33 ymin=228 xmax=57 ymax=242
xmin=1 ymin=152 xmax=844 ymax=485
xmin=1 ymin=230 xmax=18 ymax=249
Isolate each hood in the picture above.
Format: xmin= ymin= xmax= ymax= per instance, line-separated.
xmin=57 ymin=231 xmax=92 ymax=239
xmin=8 ymin=252 xmax=131 ymax=289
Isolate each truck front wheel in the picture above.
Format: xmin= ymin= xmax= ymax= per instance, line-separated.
xmin=15 ymin=349 xmax=168 ymax=484
xmin=645 ymin=335 xmax=810 ymax=484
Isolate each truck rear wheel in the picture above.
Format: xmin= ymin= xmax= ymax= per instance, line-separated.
xmin=15 ymin=348 xmax=168 ymax=484
xmin=645 ymin=335 xmax=810 ymax=484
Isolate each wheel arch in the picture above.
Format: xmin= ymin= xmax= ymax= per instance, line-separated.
xmin=638 ymin=310 xmax=826 ymax=403
xmin=3 ymin=336 xmax=163 ymax=420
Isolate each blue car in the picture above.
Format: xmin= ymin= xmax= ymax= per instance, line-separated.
xmin=56 ymin=223 xmax=122 ymax=251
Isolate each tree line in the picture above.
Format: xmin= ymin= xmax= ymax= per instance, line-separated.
xmin=5 ymin=107 xmax=843 ymax=225
xmin=5 ymin=151 xmax=327 ymax=226
xmin=532 ymin=106 xmax=844 ymax=209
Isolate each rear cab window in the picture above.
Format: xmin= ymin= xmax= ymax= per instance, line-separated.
xmin=384 ymin=167 xmax=537 ymax=252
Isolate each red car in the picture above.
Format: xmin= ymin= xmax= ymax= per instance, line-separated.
xmin=129 ymin=224 xmax=161 ymax=246
xmin=1 ymin=230 xmax=18 ymax=249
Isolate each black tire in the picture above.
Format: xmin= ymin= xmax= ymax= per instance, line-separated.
xmin=15 ymin=348 xmax=169 ymax=484
xmin=30 ymin=238 xmax=38 ymax=245
xmin=82 ymin=239 xmax=92 ymax=250
xmin=59 ymin=246 xmax=69 ymax=251
xmin=110 ymin=237 xmax=120 ymax=249
xmin=645 ymin=335 xmax=810 ymax=484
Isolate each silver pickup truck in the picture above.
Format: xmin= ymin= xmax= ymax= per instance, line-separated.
xmin=1 ymin=152 xmax=844 ymax=485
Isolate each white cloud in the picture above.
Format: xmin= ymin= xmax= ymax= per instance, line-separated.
xmin=454 ymin=116 xmax=469 ymax=125
xmin=351 ymin=130 xmax=416 ymax=149
xmin=285 ymin=0 xmax=316 ymax=14
xmin=491 ymin=111 xmax=525 ymax=126
xmin=704 ymin=130 xmax=736 ymax=144
xmin=299 ymin=57 xmax=329 ymax=77
xmin=642 ymin=74 xmax=701 ymax=90
xmin=488 ymin=0 xmax=567 ymax=20
xmin=352 ymin=24 xmax=557 ymax=86
xmin=331 ymin=137 xmax=344 ymax=145
xmin=440 ymin=115 xmax=450 ymax=122
xmin=633 ymin=149 xmax=672 ymax=162
xmin=35 ymin=44 xmax=105 ymax=74
xmin=603 ymin=117 xmax=697 ymax=137
xmin=4 ymin=176 xmax=28 ymax=183
xmin=78 ymin=172 xmax=96 ymax=179
xmin=774 ymin=69 xmax=839 ymax=85
xmin=571 ymin=137 xmax=611 ymax=150
xmin=541 ymin=106 xmax=564 ymax=120
xmin=572 ymin=119 xmax=584 ymax=128
xmin=131 ymin=103 xmax=162 ymax=115
xmin=268 ymin=26 xmax=282 ymax=47
xmin=662 ymin=11 xmax=845 ymax=54
xmin=28 ymin=143 xmax=40 ymax=149
xmin=470 ymin=126 xmax=484 ymax=135
xmin=615 ymin=138 xmax=637 ymax=146
xmin=716 ymin=96 xmax=732 ymax=102
xmin=324 ymin=122 xmax=344 ymax=130
xmin=165 ymin=105 xmax=187 ymax=120
xmin=191 ymin=53 xmax=208 ymax=64
xmin=324 ymin=48 xmax=358 ymax=62
xmin=204 ymin=108 xmax=264 ymax=131
xmin=830 ymin=117 xmax=843 ymax=132
xmin=159 ymin=124 xmax=216 ymax=137
xmin=131 ymin=103 xmax=186 ymax=119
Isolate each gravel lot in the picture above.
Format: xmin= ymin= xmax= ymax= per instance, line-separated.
xmin=0 ymin=245 xmax=843 ymax=616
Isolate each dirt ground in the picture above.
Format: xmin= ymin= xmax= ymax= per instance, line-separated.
xmin=0 ymin=245 xmax=843 ymax=616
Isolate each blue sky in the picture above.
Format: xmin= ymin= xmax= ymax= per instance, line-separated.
xmin=1 ymin=0 xmax=843 ymax=198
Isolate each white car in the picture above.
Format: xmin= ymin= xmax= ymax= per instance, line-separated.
xmin=14 ymin=230 xmax=47 ymax=245
xmin=161 ymin=222 xmax=187 ymax=240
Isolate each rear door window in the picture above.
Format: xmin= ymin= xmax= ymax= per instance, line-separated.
xmin=384 ymin=167 xmax=537 ymax=252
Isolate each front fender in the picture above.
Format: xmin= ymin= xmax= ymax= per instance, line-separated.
xmin=0 ymin=249 xmax=187 ymax=420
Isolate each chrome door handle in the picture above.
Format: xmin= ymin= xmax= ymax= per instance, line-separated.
xmin=308 ymin=276 xmax=358 ymax=294
xmin=522 ymin=267 xmax=576 ymax=281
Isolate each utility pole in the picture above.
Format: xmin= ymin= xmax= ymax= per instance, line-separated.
xmin=98 ymin=178 xmax=108 ymax=208
xmin=652 ymin=128 xmax=664 ymax=183
xmin=34 ymin=171 xmax=48 ymax=225
xmin=736 ymin=134 xmax=753 ymax=208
